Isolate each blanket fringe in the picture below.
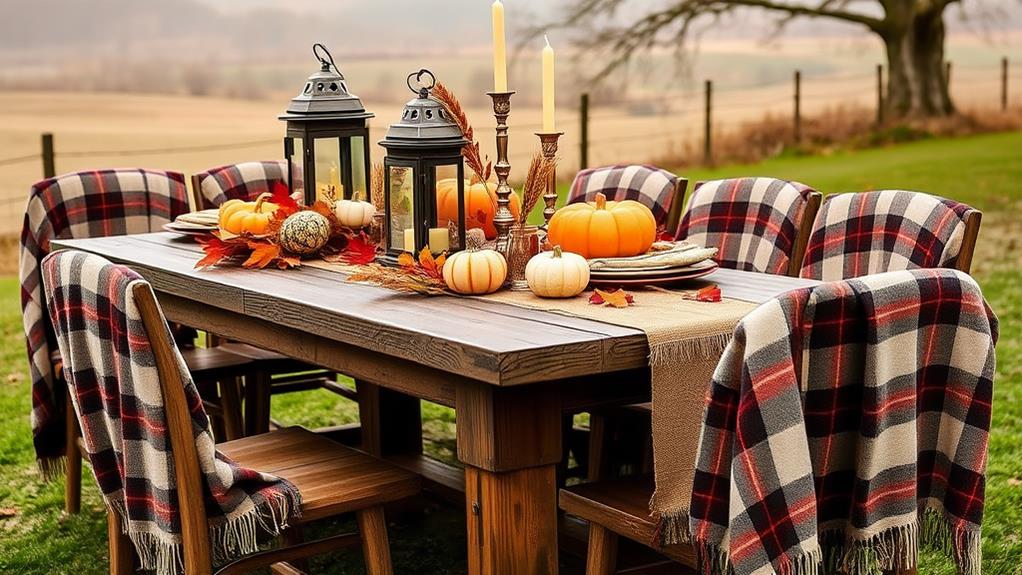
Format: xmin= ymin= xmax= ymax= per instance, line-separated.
xmin=109 ymin=484 xmax=302 ymax=574
xmin=694 ymin=539 xmax=822 ymax=575
xmin=921 ymin=505 xmax=982 ymax=575
xmin=37 ymin=455 xmax=66 ymax=482
xmin=649 ymin=333 xmax=732 ymax=366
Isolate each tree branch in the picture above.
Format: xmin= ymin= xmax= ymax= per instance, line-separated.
xmin=722 ymin=0 xmax=886 ymax=29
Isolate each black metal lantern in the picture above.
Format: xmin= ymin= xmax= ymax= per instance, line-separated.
xmin=379 ymin=69 xmax=469 ymax=265
xmin=280 ymin=44 xmax=374 ymax=206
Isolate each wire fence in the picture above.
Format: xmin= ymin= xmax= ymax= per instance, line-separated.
xmin=0 ymin=57 xmax=1016 ymax=232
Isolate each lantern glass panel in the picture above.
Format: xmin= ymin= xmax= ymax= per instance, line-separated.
xmin=351 ymin=136 xmax=367 ymax=199
xmin=287 ymin=136 xmax=305 ymax=193
xmin=388 ymin=165 xmax=415 ymax=252
xmin=313 ymin=137 xmax=343 ymax=201
xmin=432 ymin=163 xmax=462 ymax=252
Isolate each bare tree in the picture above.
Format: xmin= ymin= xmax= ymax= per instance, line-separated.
xmin=530 ymin=0 xmax=961 ymax=118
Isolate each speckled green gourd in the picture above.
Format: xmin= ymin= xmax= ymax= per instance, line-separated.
xmin=278 ymin=211 xmax=331 ymax=255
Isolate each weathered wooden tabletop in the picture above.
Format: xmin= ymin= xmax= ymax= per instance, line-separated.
xmin=53 ymin=232 xmax=819 ymax=574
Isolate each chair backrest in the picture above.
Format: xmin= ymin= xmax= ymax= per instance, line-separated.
xmin=42 ymin=250 xmax=212 ymax=573
xmin=799 ymin=190 xmax=981 ymax=281
xmin=676 ymin=177 xmax=820 ymax=276
xmin=20 ymin=168 xmax=189 ymax=470
xmin=191 ymin=160 xmax=289 ymax=210
xmin=567 ymin=164 xmax=688 ymax=233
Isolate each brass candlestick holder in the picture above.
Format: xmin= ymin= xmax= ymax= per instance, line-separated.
xmin=487 ymin=91 xmax=515 ymax=256
xmin=536 ymin=131 xmax=563 ymax=235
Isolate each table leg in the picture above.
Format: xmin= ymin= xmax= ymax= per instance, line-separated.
xmin=457 ymin=382 xmax=562 ymax=574
xmin=357 ymin=380 xmax=423 ymax=457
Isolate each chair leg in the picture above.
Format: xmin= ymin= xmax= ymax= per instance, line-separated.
xmin=587 ymin=413 xmax=611 ymax=481
xmin=220 ymin=378 xmax=244 ymax=441
xmin=357 ymin=507 xmax=394 ymax=575
xmin=65 ymin=393 xmax=82 ymax=515
xmin=108 ymin=509 xmax=135 ymax=575
xmin=244 ymin=371 xmax=272 ymax=436
xmin=586 ymin=524 xmax=619 ymax=575
xmin=281 ymin=525 xmax=309 ymax=573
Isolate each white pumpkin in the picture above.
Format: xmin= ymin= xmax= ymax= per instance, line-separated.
xmin=525 ymin=246 xmax=590 ymax=298
xmin=442 ymin=249 xmax=507 ymax=295
xmin=334 ymin=192 xmax=375 ymax=229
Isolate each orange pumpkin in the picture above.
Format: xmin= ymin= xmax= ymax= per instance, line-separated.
xmin=547 ymin=192 xmax=656 ymax=259
xmin=436 ymin=178 xmax=521 ymax=240
xmin=219 ymin=193 xmax=279 ymax=236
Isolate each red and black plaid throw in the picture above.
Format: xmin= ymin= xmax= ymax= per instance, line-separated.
xmin=20 ymin=168 xmax=189 ymax=476
xmin=676 ymin=177 xmax=816 ymax=275
xmin=193 ymin=160 xmax=290 ymax=210
xmin=568 ymin=164 xmax=681 ymax=226
xmin=800 ymin=190 xmax=977 ymax=281
xmin=689 ymin=268 xmax=996 ymax=575
xmin=42 ymin=250 xmax=301 ymax=574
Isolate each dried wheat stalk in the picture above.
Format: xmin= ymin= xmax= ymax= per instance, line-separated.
xmin=431 ymin=82 xmax=491 ymax=184
xmin=518 ymin=154 xmax=556 ymax=226
xmin=370 ymin=163 xmax=386 ymax=212
xmin=347 ymin=264 xmax=448 ymax=295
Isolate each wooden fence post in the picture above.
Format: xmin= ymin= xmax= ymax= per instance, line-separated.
xmin=579 ymin=93 xmax=589 ymax=170
xmin=793 ymin=70 xmax=802 ymax=145
xmin=1003 ymin=57 xmax=1009 ymax=111
xmin=41 ymin=133 xmax=55 ymax=179
xmin=703 ymin=80 xmax=712 ymax=165
xmin=876 ymin=64 xmax=884 ymax=126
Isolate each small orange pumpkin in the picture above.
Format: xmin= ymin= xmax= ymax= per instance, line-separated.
xmin=219 ymin=193 xmax=279 ymax=236
xmin=547 ymin=192 xmax=656 ymax=259
xmin=436 ymin=178 xmax=521 ymax=240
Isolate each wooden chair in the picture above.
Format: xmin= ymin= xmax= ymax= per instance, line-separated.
xmin=20 ymin=169 xmax=259 ymax=515
xmin=583 ymin=179 xmax=822 ymax=484
xmin=113 ymin=280 xmax=419 ymax=574
xmin=190 ymin=162 xmax=361 ymax=437
xmin=798 ymin=189 xmax=981 ymax=280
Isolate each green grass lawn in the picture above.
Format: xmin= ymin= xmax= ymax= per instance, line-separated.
xmin=1 ymin=130 xmax=1021 ymax=574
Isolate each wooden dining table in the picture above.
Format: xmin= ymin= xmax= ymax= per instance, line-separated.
xmin=53 ymin=232 xmax=819 ymax=574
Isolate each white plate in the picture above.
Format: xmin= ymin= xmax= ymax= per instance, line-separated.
xmin=589 ymin=259 xmax=718 ymax=277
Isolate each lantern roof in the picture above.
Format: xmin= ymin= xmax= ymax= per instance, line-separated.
xmin=380 ymin=70 xmax=468 ymax=150
xmin=280 ymin=43 xmax=373 ymax=121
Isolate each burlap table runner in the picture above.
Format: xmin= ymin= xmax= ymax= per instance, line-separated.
xmin=305 ymin=259 xmax=756 ymax=541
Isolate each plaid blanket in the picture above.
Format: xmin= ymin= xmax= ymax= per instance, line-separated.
xmin=677 ymin=177 xmax=816 ymax=275
xmin=568 ymin=164 xmax=683 ymax=226
xmin=800 ymin=190 xmax=977 ymax=281
xmin=193 ymin=161 xmax=289 ymax=210
xmin=689 ymin=268 xmax=996 ymax=575
xmin=20 ymin=168 xmax=189 ymax=476
xmin=42 ymin=250 xmax=301 ymax=574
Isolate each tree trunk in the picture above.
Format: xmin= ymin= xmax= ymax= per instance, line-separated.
xmin=882 ymin=6 xmax=954 ymax=119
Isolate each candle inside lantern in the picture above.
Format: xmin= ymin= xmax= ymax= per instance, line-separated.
xmin=492 ymin=0 xmax=508 ymax=92
xmin=542 ymin=36 xmax=555 ymax=132
xmin=429 ymin=227 xmax=450 ymax=253
xmin=403 ymin=228 xmax=414 ymax=252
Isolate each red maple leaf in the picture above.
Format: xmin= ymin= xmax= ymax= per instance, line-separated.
xmin=340 ymin=233 xmax=378 ymax=265
xmin=589 ymin=288 xmax=635 ymax=308
xmin=269 ymin=181 xmax=301 ymax=218
xmin=195 ymin=236 xmax=247 ymax=268
xmin=696 ymin=285 xmax=722 ymax=302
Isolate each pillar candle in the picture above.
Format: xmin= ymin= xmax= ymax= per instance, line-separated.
xmin=403 ymin=228 xmax=414 ymax=252
xmin=542 ymin=36 xmax=555 ymax=132
xmin=492 ymin=1 xmax=508 ymax=92
xmin=428 ymin=227 xmax=450 ymax=253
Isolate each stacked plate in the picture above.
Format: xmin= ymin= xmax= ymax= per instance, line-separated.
xmin=588 ymin=242 xmax=719 ymax=287
xmin=163 ymin=209 xmax=219 ymax=237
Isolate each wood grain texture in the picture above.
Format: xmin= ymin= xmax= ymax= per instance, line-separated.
xmin=357 ymin=507 xmax=395 ymax=575
xmin=956 ymin=210 xmax=982 ymax=274
xmin=790 ymin=190 xmax=823 ymax=277
xmin=465 ymin=465 xmax=559 ymax=575
xmin=456 ymin=381 xmax=562 ymax=471
xmin=585 ymin=524 xmax=619 ymax=575
xmin=357 ymin=380 xmax=422 ymax=457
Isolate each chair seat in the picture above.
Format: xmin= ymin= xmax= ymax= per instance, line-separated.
xmin=179 ymin=345 xmax=257 ymax=374
xmin=560 ymin=475 xmax=695 ymax=565
xmin=219 ymin=426 xmax=420 ymax=522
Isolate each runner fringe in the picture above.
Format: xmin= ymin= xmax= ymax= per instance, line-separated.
xmin=37 ymin=455 xmax=66 ymax=482
xmin=648 ymin=332 xmax=733 ymax=366
xmin=109 ymin=485 xmax=301 ymax=574
xmin=653 ymin=510 xmax=691 ymax=546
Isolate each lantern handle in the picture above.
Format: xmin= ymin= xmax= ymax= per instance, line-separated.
xmin=313 ymin=43 xmax=342 ymax=77
xmin=406 ymin=69 xmax=436 ymax=98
